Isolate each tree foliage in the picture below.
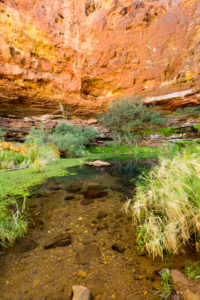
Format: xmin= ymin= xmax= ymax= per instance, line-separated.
xmin=98 ymin=96 xmax=164 ymax=144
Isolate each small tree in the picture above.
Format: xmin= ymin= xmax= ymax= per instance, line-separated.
xmin=98 ymin=96 xmax=164 ymax=144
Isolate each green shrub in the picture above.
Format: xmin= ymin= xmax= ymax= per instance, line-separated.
xmin=98 ymin=96 xmax=164 ymax=144
xmin=53 ymin=123 xmax=78 ymax=135
xmin=158 ymin=127 xmax=182 ymax=136
xmin=50 ymin=134 xmax=85 ymax=158
xmin=81 ymin=126 xmax=97 ymax=144
xmin=50 ymin=123 xmax=97 ymax=158
xmin=175 ymin=105 xmax=200 ymax=117
xmin=25 ymin=126 xmax=50 ymax=146
xmin=25 ymin=123 xmax=97 ymax=158
xmin=127 ymin=145 xmax=200 ymax=258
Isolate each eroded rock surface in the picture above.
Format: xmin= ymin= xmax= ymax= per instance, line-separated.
xmin=0 ymin=0 xmax=199 ymax=118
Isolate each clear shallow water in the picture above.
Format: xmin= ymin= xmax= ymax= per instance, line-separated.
xmin=46 ymin=157 xmax=157 ymax=191
xmin=0 ymin=157 xmax=196 ymax=300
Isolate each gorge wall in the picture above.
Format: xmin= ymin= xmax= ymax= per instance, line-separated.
xmin=0 ymin=0 xmax=200 ymax=118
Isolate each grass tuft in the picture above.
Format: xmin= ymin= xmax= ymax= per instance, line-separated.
xmin=158 ymin=270 xmax=172 ymax=299
xmin=128 ymin=145 xmax=200 ymax=258
xmin=185 ymin=260 xmax=200 ymax=280
xmin=0 ymin=181 xmax=27 ymax=246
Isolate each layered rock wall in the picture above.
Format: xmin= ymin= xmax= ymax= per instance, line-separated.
xmin=0 ymin=0 xmax=199 ymax=118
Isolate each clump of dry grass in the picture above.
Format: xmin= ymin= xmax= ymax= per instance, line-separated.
xmin=29 ymin=145 xmax=59 ymax=173
xmin=127 ymin=148 xmax=200 ymax=259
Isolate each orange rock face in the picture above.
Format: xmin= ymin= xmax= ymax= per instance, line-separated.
xmin=0 ymin=0 xmax=199 ymax=118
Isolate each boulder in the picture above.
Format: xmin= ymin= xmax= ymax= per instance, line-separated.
xmin=171 ymin=270 xmax=200 ymax=300
xmin=86 ymin=119 xmax=97 ymax=125
xmin=44 ymin=232 xmax=71 ymax=249
xmin=86 ymin=161 xmax=111 ymax=167
xmin=171 ymin=270 xmax=190 ymax=294
xmin=72 ymin=286 xmax=91 ymax=300
xmin=76 ymin=244 xmax=101 ymax=265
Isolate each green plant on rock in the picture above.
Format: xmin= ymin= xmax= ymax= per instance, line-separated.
xmin=127 ymin=145 xmax=200 ymax=259
xmin=158 ymin=127 xmax=181 ymax=136
xmin=194 ymin=124 xmax=200 ymax=132
xmin=137 ymin=227 xmax=146 ymax=248
xmin=185 ymin=260 xmax=200 ymax=281
xmin=98 ymin=96 xmax=164 ymax=144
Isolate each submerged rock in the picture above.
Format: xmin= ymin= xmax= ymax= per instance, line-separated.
xmin=111 ymin=242 xmax=126 ymax=253
xmin=76 ymin=244 xmax=101 ymax=265
xmin=67 ymin=183 xmax=82 ymax=193
xmin=86 ymin=160 xmax=111 ymax=167
xmin=44 ymin=232 xmax=71 ymax=249
xmin=64 ymin=195 xmax=75 ymax=201
xmin=17 ymin=238 xmax=39 ymax=252
xmin=72 ymin=286 xmax=91 ymax=300
xmin=81 ymin=198 xmax=94 ymax=205
xmin=29 ymin=217 xmax=44 ymax=229
xmin=97 ymin=211 xmax=108 ymax=219
xmin=46 ymin=182 xmax=61 ymax=191
xmin=83 ymin=186 xmax=108 ymax=199
xmin=86 ymin=278 xmax=105 ymax=298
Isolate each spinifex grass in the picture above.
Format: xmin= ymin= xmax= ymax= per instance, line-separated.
xmin=127 ymin=145 xmax=200 ymax=258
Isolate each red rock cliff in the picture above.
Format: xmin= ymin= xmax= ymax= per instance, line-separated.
xmin=0 ymin=0 xmax=199 ymax=118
